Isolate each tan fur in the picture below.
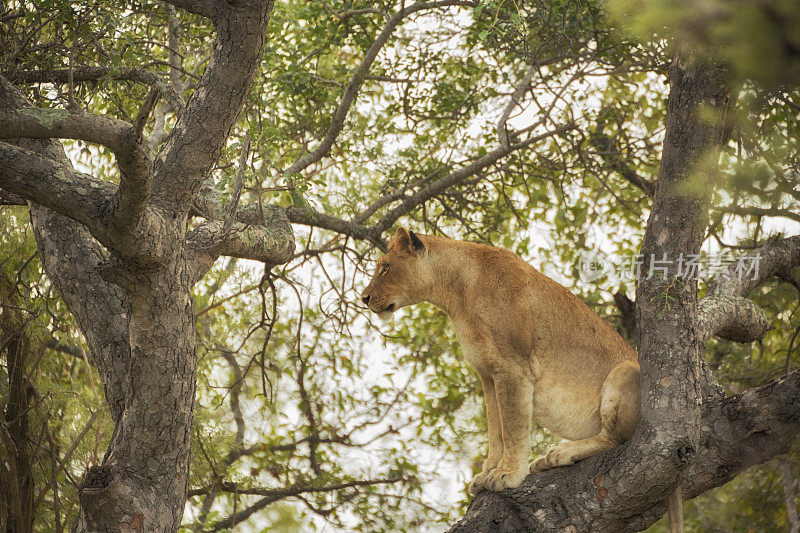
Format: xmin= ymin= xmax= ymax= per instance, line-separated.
xmin=361 ymin=228 xmax=640 ymax=492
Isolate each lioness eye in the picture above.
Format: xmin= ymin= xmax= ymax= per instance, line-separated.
xmin=380 ymin=264 xmax=389 ymax=274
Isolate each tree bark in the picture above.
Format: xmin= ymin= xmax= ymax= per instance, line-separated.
xmin=73 ymin=259 xmax=197 ymax=532
xmin=11 ymin=128 xmax=197 ymax=531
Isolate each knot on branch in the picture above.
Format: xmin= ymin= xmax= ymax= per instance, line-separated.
xmin=697 ymin=295 xmax=769 ymax=343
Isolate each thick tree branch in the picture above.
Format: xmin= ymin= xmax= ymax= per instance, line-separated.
xmin=28 ymin=205 xmax=131 ymax=425
xmin=0 ymin=76 xmax=177 ymax=267
xmin=629 ymin=368 xmax=800 ymax=527
xmin=0 ymin=141 xmax=113 ymax=232
xmin=0 ymin=107 xmax=153 ymax=228
xmin=186 ymin=203 xmax=294 ymax=283
xmin=0 ymin=83 xmax=131 ymax=427
xmin=152 ymin=0 xmax=274 ymax=209
xmin=186 ymin=216 xmax=294 ymax=264
xmin=0 ymin=107 xmax=147 ymax=161
xmin=711 ymin=235 xmax=800 ymax=297
xmin=450 ymin=367 xmax=800 ymax=532
xmin=194 ymin=187 xmax=384 ymax=248
xmin=698 ymin=295 xmax=769 ymax=343
xmin=629 ymin=56 xmax=730 ymax=522
xmin=283 ymin=0 xmax=478 ymax=176
xmin=688 ymin=369 xmax=800 ymax=498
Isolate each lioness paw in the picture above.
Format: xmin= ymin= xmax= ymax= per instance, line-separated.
xmin=529 ymin=456 xmax=551 ymax=472
xmin=483 ymin=466 xmax=526 ymax=491
xmin=531 ymin=445 xmax=577 ymax=472
xmin=468 ymin=472 xmax=489 ymax=495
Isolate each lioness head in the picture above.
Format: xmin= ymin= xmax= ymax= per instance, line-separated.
xmin=360 ymin=227 xmax=429 ymax=321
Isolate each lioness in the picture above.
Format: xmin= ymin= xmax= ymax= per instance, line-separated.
xmin=361 ymin=227 xmax=640 ymax=493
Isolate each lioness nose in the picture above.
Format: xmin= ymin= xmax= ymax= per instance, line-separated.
xmin=361 ymin=294 xmax=370 ymax=305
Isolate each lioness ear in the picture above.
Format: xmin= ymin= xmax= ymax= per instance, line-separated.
xmin=408 ymin=230 xmax=425 ymax=252
xmin=393 ymin=227 xmax=425 ymax=253
xmin=393 ymin=227 xmax=411 ymax=245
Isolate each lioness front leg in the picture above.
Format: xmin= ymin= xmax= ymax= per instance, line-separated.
xmin=483 ymin=370 xmax=533 ymax=491
xmin=469 ymin=373 xmax=503 ymax=494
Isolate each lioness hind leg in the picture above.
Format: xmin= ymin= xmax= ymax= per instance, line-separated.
xmin=531 ymin=361 xmax=640 ymax=472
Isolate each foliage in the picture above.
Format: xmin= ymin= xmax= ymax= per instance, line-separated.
xmin=0 ymin=207 xmax=112 ymax=530
xmin=1 ymin=0 xmax=799 ymax=531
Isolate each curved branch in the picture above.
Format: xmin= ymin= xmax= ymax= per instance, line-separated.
xmin=0 ymin=107 xmax=152 ymax=228
xmin=698 ymin=235 xmax=800 ymax=342
xmin=186 ymin=204 xmax=294 ymax=282
xmin=187 ymin=218 xmax=295 ymax=264
xmin=697 ymin=295 xmax=770 ymax=343
xmin=0 ymin=76 xmax=174 ymax=264
xmin=710 ymin=235 xmax=800 ymax=298
xmin=0 ymin=141 xmax=113 ymax=232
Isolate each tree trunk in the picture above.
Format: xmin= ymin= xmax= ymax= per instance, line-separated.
xmin=27 ymin=191 xmax=197 ymax=532
xmin=72 ymin=254 xmax=196 ymax=531
xmin=13 ymin=127 xmax=196 ymax=533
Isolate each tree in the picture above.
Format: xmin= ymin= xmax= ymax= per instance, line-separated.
xmin=1 ymin=1 xmax=294 ymax=530
xmin=1 ymin=0 xmax=799 ymax=531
